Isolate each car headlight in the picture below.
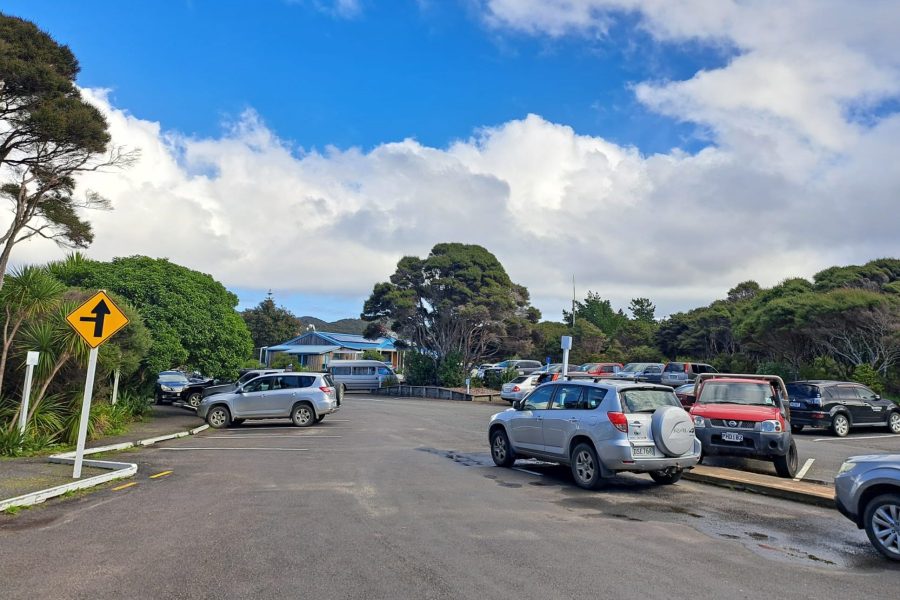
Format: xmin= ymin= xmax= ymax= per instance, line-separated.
xmin=161 ymin=385 xmax=173 ymax=392
xmin=693 ymin=415 xmax=706 ymax=428
xmin=760 ymin=419 xmax=783 ymax=433
xmin=837 ymin=461 xmax=857 ymax=475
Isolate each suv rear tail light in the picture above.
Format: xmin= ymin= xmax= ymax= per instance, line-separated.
xmin=320 ymin=386 xmax=333 ymax=394
xmin=607 ymin=411 xmax=628 ymax=433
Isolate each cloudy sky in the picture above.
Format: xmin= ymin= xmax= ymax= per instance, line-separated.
xmin=4 ymin=0 xmax=900 ymax=321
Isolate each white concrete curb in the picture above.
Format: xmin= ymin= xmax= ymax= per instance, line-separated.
xmin=0 ymin=423 xmax=210 ymax=512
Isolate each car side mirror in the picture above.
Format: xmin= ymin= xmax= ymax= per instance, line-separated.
xmin=236 ymin=388 xmax=245 ymax=394
xmin=512 ymin=400 xmax=523 ymax=410
xmin=874 ymin=394 xmax=881 ymax=400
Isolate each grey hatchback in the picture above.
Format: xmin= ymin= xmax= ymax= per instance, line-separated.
xmin=488 ymin=381 xmax=701 ymax=489
xmin=197 ymin=372 xmax=339 ymax=429
xmin=834 ymin=454 xmax=900 ymax=561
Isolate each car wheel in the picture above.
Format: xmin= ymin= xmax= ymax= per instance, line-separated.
xmin=790 ymin=424 xmax=804 ymax=434
xmin=571 ymin=442 xmax=604 ymax=490
xmin=863 ymin=493 xmax=900 ymax=561
xmin=291 ymin=403 xmax=316 ymax=427
xmin=207 ymin=405 xmax=231 ymax=429
xmin=649 ymin=469 xmax=683 ymax=485
xmin=887 ymin=412 xmax=900 ymax=435
xmin=186 ymin=392 xmax=203 ymax=408
xmin=831 ymin=413 xmax=850 ymax=437
xmin=490 ymin=429 xmax=515 ymax=468
xmin=773 ymin=440 xmax=799 ymax=478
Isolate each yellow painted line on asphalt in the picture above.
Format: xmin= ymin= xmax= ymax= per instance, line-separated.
xmin=112 ymin=482 xmax=137 ymax=491
xmin=149 ymin=470 xmax=173 ymax=479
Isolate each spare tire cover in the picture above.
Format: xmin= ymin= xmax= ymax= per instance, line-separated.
xmin=652 ymin=406 xmax=695 ymax=457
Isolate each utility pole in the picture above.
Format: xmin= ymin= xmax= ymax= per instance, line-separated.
xmin=571 ymin=275 xmax=576 ymax=330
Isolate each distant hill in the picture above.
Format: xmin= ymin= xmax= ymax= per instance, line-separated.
xmin=299 ymin=316 xmax=368 ymax=335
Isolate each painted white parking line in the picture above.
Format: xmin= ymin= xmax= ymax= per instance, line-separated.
xmin=204 ymin=435 xmax=341 ymax=439
xmin=160 ymin=447 xmax=309 ymax=451
xmin=513 ymin=467 xmax=545 ymax=477
xmin=210 ymin=426 xmax=351 ymax=431
xmin=793 ymin=458 xmax=815 ymax=481
xmin=812 ymin=434 xmax=899 ymax=442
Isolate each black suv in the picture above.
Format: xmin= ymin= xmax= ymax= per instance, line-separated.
xmin=787 ymin=380 xmax=900 ymax=437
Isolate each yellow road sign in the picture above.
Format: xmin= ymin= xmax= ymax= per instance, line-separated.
xmin=65 ymin=291 xmax=129 ymax=348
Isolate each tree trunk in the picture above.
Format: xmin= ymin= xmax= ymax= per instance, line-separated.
xmin=0 ymin=308 xmax=24 ymax=392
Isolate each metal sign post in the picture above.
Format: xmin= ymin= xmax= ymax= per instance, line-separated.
xmin=72 ymin=346 xmax=99 ymax=479
xmin=561 ymin=336 xmax=573 ymax=379
xmin=111 ymin=369 xmax=121 ymax=405
xmin=65 ymin=291 xmax=130 ymax=479
xmin=18 ymin=351 xmax=40 ymax=434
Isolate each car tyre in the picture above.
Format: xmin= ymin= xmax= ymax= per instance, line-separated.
xmin=291 ymin=403 xmax=316 ymax=427
xmin=863 ymin=493 xmax=900 ymax=561
xmin=887 ymin=411 xmax=900 ymax=435
xmin=490 ymin=429 xmax=515 ymax=468
xmin=207 ymin=405 xmax=231 ymax=429
xmin=790 ymin=424 xmax=804 ymax=434
xmin=649 ymin=469 xmax=683 ymax=485
xmin=831 ymin=413 xmax=850 ymax=437
xmin=571 ymin=442 xmax=605 ymax=490
xmin=773 ymin=440 xmax=799 ymax=478
xmin=186 ymin=392 xmax=203 ymax=408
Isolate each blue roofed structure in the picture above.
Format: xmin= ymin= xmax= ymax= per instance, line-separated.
xmin=266 ymin=331 xmax=402 ymax=371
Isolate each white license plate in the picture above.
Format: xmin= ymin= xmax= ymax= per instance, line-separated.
xmin=789 ymin=401 xmax=801 ymax=408
xmin=721 ymin=432 xmax=743 ymax=443
xmin=632 ymin=445 xmax=658 ymax=457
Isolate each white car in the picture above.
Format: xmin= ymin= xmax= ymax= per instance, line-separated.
xmin=472 ymin=363 xmax=498 ymax=378
xmin=500 ymin=374 xmax=539 ymax=403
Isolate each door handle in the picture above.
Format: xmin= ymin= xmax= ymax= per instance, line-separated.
xmin=568 ymin=418 xmax=578 ymax=422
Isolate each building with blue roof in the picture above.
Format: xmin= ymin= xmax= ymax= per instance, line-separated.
xmin=266 ymin=331 xmax=402 ymax=371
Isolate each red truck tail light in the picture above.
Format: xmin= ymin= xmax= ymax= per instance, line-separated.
xmin=607 ymin=411 xmax=628 ymax=433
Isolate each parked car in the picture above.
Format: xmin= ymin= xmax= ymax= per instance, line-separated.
xmin=534 ymin=364 xmax=567 ymax=384
xmin=613 ymin=362 xmax=665 ymax=382
xmin=472 ymin=363 xmax=498 ymax=378
xmin=689 ymin=373 xmax=799 ymax=478
xmin=578 ymin=362 xmax=623 ymax=378
xmin=640 ymin=364 xmax=664 ymax=384
xmin=155 ymin=371 xmax=190 ymax=405
xmin=327 ymin=359 xmax=401 ymax=392
xmin=660 ymin=362 xmax=718 ymax=387
xmin=834 ymin=454 xmax=900 ymax=561
xmin=786 ymin=380 xmax=900 ymax=437
xmin=483 ymin=360 xmax=543 ymax=379
xmin=500 ymin=374 xmax=539 ymax=403
xmin=673 ymin=383 xmax=696 ymax=408
xmin=202 ymin=369 xmax=285 ymax=399
xmin=198 ymin=372 xmax=339 ymax=429
xmin=488 ymin=380 xmax=701 ymax=489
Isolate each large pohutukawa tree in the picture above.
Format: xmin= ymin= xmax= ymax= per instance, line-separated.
xmin=361 ymin=243 xmax=537 ymax=371
xmin=0 ymin=14 xmax=136 ymax=289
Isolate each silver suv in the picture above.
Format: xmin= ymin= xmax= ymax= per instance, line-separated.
xmin=198 ymin=372 xmax=339 ymax=429
xmin=488 ymin=381 xmax=700 ymax=489
xmin=835 ymin=454 xmax=900 ymax=561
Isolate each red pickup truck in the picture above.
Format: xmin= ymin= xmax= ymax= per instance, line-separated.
xmin=689 ymin=374 xmax=799 ymax=478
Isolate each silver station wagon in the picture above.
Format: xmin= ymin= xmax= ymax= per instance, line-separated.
xmin=198 ymin=372 xmax=339 ymax=429
xmin=488 ymin=380 xmax=701 ymax=489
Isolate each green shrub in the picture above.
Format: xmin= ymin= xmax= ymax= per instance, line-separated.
xmin=362 ymin=349 xmax=385 ymax=361
xmin=381 ymin=374 xmax=399 ymax=388
xmin=851 ymin=364 xmax=885 ymax=394
xmin=405 ymin=352 xmax=438 ymax=385
xmin=437 ymin=351 xmax=466 ymax=387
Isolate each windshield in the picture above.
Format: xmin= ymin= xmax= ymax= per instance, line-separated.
xmin=158 ymin=372 xmax=188 ymax=383
xmin=700 ymin=382 xmax=775 ymax=405
xmin=510 ymin=376 xmax=528 ymax=383
xmin=621 ymin=363 xmax=646 ymax=373
xmin=620 ymin=389 xmax=680 ymax=413
xmin=786 ymin=383 xmax=819 ymax=398
xmin=237 ymin=372 xmax=260 ymax=385
xmin=495 ymin=360 xmax=513 ymax=368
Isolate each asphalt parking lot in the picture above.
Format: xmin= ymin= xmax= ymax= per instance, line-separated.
xmin=1 ymin=396 xmax=897 ymax=599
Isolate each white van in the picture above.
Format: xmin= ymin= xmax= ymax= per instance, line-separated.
xmin=327 ymin=359 xmax=400 ymax=392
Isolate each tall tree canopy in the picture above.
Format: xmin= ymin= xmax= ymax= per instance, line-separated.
xmin=0 ymin=14 xmax=135 ymax=288
xmin=361 ymin=243 xmax=534 ymax=369
xmin=241 ymin=294 xmax=303 ymax=348
xmin=49 ymin=254 xmax=252 ymax=378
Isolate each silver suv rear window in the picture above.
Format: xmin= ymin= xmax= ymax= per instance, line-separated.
xmin=620 ymin=389 xmax=680 ymax=413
